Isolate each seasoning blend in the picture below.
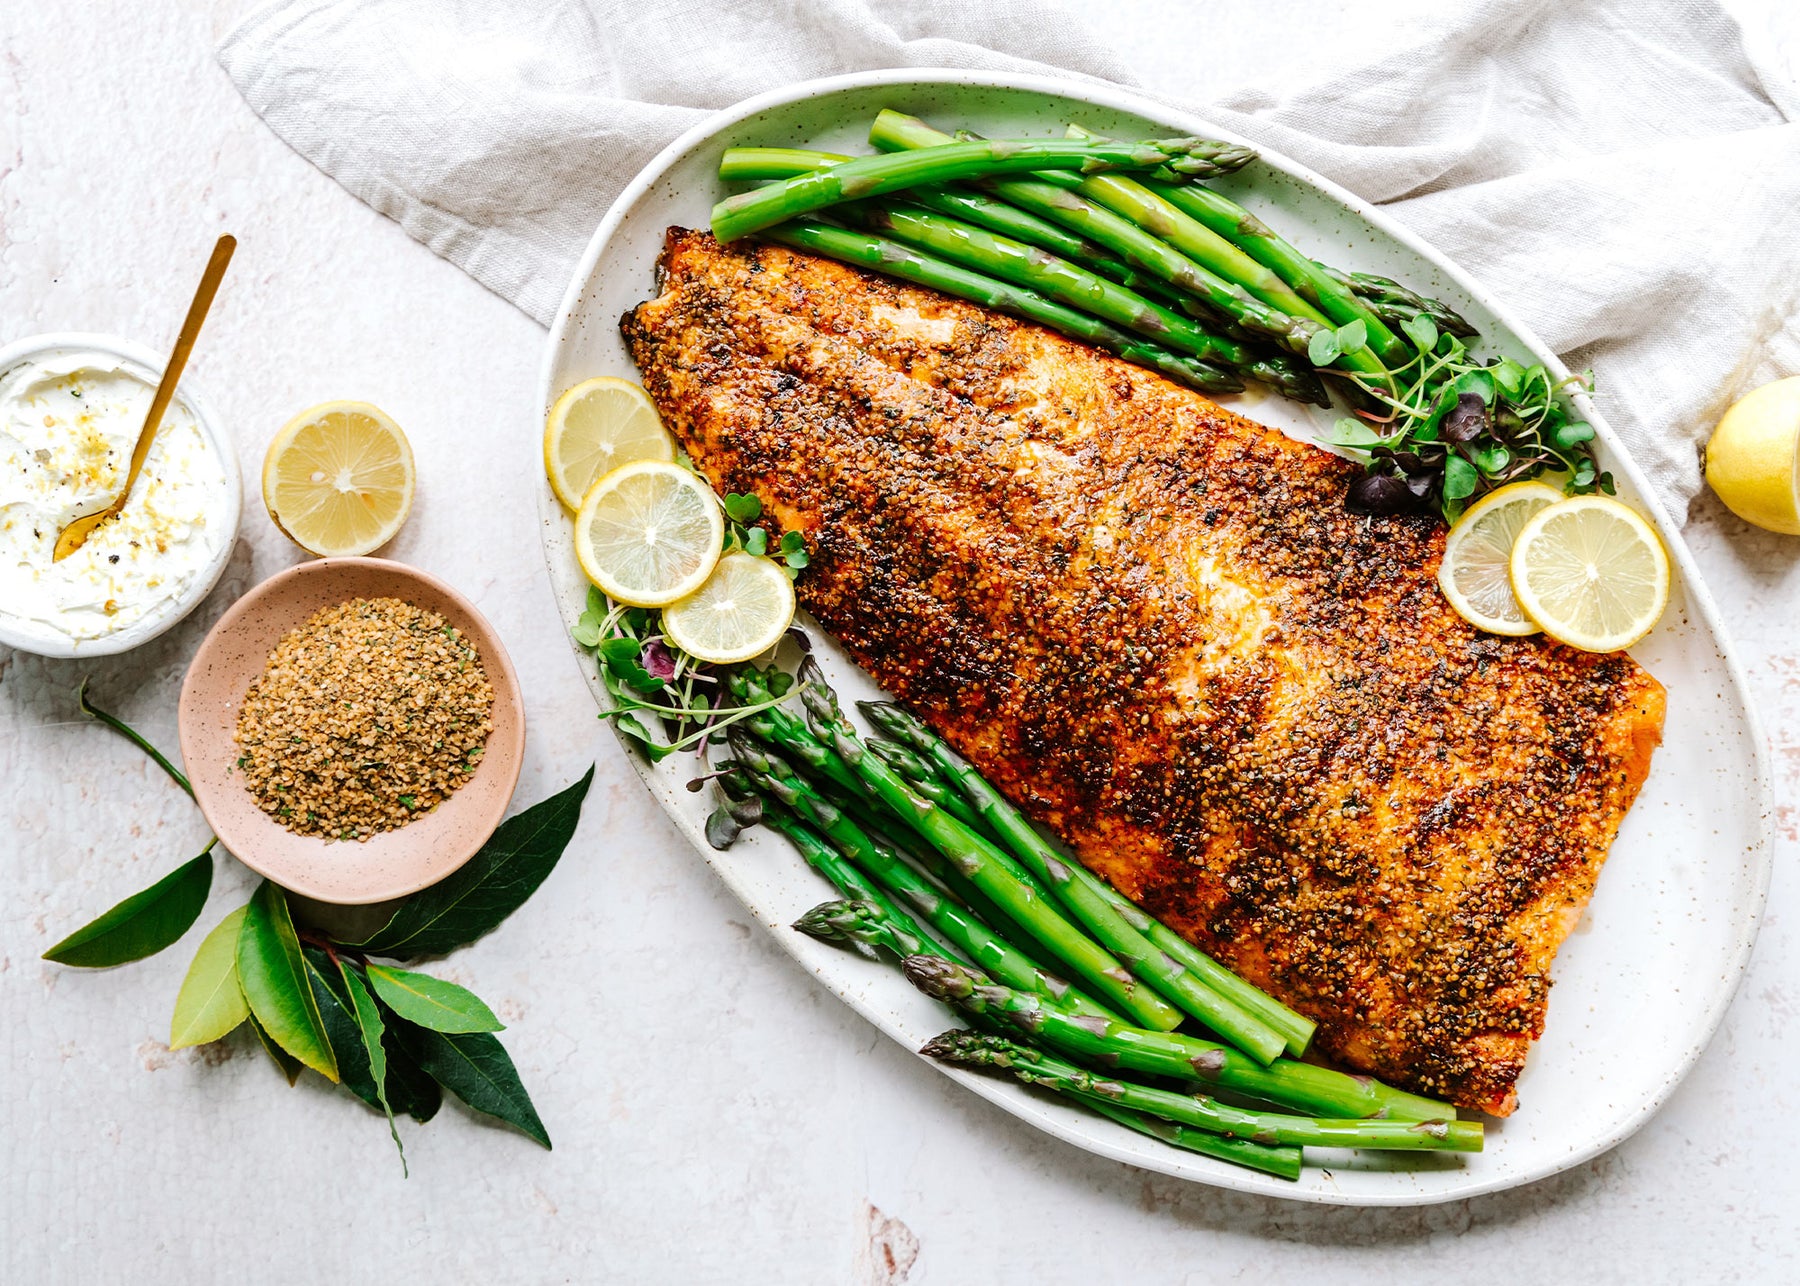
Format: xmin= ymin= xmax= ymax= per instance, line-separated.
xmin=234 ymin=596 xmax=496 ymax=841
xmin=0 ymin=338 xmax=239 ymax=655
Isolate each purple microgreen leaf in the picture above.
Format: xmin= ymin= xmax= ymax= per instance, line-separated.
xmin=1345 ymin=473 xmax=1420 ymax=515
xmin=1441 ymin=393 xmax=1489 ymax=443
xmin=641 ymin=639 xmax=678 ymax=681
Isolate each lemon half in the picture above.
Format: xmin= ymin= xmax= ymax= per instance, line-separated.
xmin=1509 ymin=495 xmax=1671 ymax=652
xmin=1704 ymin=376 xmax=1800 ymax=534
xmin=263 ymin=401 xmax=415 ymax=556
xmin=574 ymin=460 xmax=724 ymax=607
xmin=545 ymin=377 xmax=675 ymax=512
xmin=1437 ymin=481 xmax=1564 ymax=635
xmin=661 ymin=552 xmax=796 ymax=664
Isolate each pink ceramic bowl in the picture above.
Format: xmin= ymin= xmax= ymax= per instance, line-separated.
xmin=178 ymin=557 xmax=526 ymax=905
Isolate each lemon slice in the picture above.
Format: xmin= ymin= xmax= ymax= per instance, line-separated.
xmin=263 ymin=401 xmax=415 ymax=556
xmin=544 ymin=377 xmax=675 ymax=512
xmin=574 ymin=460 xmax=724 ymax=607
xmin=1436 ymin=481 xmax=1564 ymax=635
xmin=661 ymin=552 xmax=797 ymax=664
xmin=1509 ymin=495 xmax=1671 ymax=652
xmin=1703 ymin=376 xmax=1800 ymax=534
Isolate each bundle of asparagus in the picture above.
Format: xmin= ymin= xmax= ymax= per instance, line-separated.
xmin=707 ymin=658 xmax=1480 ymax=1182
xmin=710 ymin=108 xmax=1612 ymax=520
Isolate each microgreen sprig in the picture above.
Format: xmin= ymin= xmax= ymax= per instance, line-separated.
xmin=1330 ymin=313 xmax=1612 ymax=522
xmin=572 ymin=585 xmax=803 ymax=762
xmin=722 ymin=491 xmax=810 ymax=578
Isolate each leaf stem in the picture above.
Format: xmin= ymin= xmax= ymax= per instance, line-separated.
xmin=77 ymin=679 xmax=193 ymax=797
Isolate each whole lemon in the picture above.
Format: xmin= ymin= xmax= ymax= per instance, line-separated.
xmin=1705 ymin=376 xmax=1800 ymax=534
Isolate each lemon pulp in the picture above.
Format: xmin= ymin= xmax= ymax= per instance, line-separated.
xmin=1436 ymin=481 xmax=1564 ymax=635
xmin=1509 ymin=495 xmax=1670 ymax=652
xmin=574 ymin=460 xmax=724 ymax=607
xmin=263 ymin=401 xmax=415 ymax=557
xmin=661 ymin=552 xmax=797 ymax=664
xmin=545 ymin=377 xmax=674 ymax=512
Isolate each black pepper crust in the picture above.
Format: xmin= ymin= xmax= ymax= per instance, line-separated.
xmin=622 ymin=230 xmax=1666 ymax=1115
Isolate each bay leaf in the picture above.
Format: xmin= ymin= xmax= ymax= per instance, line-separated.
xmin=43 ymin=849 xmax=213 ymax=968
xmin=303 ymin=947 xmax=380 ymax=1107
xmin=355 ymin=768 xmax=593 ymax=959
xmin=364 ymin=963 xmax=503 ymax=1034
xmin=392 ymin=1020 xmax=550 ymax=1148
xmin=303 ymin=946 xmax=440 ymax=1124
xmin=381 ymin=1024 xmax=444 ymax=1123
xmin=237 ymin=882 xmax=338 ymax=1082
xmin=341 ymin=963 xmax=406 ymax=1170
xmin=246 ymin=1011 xmax=302 ymax=1086
xmin=169 ymin=905 xmax=249 ymax=1048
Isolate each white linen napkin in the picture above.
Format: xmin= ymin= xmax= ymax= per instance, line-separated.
xmin=218 ymin=0 xmax=1800 ymax=520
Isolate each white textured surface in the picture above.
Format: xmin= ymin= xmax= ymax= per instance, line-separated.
xmin=2 ymin=0 xmax=1797 ymax=1280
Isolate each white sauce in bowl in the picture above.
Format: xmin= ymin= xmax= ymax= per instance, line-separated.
xmin=0 ymin=350 xmax=233 ymax=647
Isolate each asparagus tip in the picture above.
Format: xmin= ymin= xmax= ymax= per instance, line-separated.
xmin=920 ymin=1028 xmax=1034 ymax=1068
xmin=900 ymin=953 xmax=979 ymax=1001
xmin=793 ymin=898 xmax=884 ymax=943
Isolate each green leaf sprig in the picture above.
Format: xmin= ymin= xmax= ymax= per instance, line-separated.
xmin=573 ymin=582 xmax=804 ymax=764
xmin=1330 ymin=313 xmax=1612 ymax=522
xmin=721 ymin=491 xmax=809 ymax=577
xmin=43 ymin=686 xmax=595 ymax=1170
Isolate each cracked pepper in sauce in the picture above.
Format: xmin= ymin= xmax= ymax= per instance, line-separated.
xmin=0 ymin=350 xmax=231 ymax=646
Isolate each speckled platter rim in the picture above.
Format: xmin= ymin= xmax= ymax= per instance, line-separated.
xmin=177 ymin=556 xmax=526 ymax=905
xmin=536 ymin=69 xmax=1774 ymax=1206
xmin=0 ymin=330 xmax=243 ymax=659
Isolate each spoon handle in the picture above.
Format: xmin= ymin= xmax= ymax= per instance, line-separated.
xmin=122 ymin=234 xmax=236 ymax=497
xmin=50 ymin=234 xmax=237 ymax=562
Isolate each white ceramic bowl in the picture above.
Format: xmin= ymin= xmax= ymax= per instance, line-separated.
xmin=0 ymin=331 xmax=243 ymax=658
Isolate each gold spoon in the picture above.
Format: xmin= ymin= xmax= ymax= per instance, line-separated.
xmin=53 ymin=234 xmax=236 ymax=562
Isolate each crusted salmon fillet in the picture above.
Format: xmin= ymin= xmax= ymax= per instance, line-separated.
xmin=622 ymin=229 xmax=1666 ymax=1115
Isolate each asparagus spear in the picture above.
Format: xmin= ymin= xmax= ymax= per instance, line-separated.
xmin=1085 ymin=879 xmax=1314 ymax=1058
xmin=1074 ymin=1091 xmax=1302 ymax=1180
xmin=738 ymin=779 xmax=935 ymax=949
xmin=760 ymin=685 xmax=1068 ymax=947
xmin=717 ymin=146 xmax=852 ymax=181
xmin=726 ymin=731 xmax=1120 ymax=1022
xmin=763 ymin=221 xmax=1251 ymax=398
xmin=730 ymin=669 xmax=995 ymax=840
xmin=866 ymin=737 xmax=1010 ymax=840
xmin=720 ymin=146 xmax=1119 ymax=266
xmin=845 ymin=746 xmax=1075 ymax=963
xmin=799 ymin=764 xmax=1031 ymax=951
xmin=856 ymin=700 xmax=1286 ymax=1063
xmin=1137 ymin=177 xmax=1411 ymax=366
xmin=794 ymin=659 xmax=1185 ymax=1030
xmin=719 ymin=147 xmax=1252 ymax=337
xmin=923 ymin=1031 xmax=1481 ymax=1153
xmin=712 ymin=135 xmax=1257 ymax=241
xmin=867 ymin=111 xmax=1324 ymax=359
xmin=857 ymin=736 xmax=992 ymax=833
xmin=1313 ymin=263 xmax=1480 ymax=339
xmin=800 ymin=902 xmax=1300 ymax=1180
xmin=867 ymin=736 xmax=938 ymax=784
xmin=852 ymin=200 xmax=1291 ymax=382
xmin=903 ymin=954 xmax=1446 ymax=1122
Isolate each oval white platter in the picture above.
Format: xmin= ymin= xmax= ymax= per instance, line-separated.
xmin=536 ymin=70 xmax=1772 ymax=1205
